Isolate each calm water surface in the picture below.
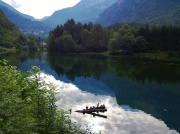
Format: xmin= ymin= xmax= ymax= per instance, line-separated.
xmin=4 ymin=52 xmax=180 ymax=134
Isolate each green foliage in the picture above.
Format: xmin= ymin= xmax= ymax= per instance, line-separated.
xmin=108 ymin=32 xmax=120 ymax=54
xmin=81 ymin=29 xmax=93 ymax=51
xmin=0 ymin=10 xmax=20 ymax=50
xmin=135 ymin=36 xmax=148 ymax=53
xmin=108 ymin=23 xmax=180 ymax=54
xmin=47 ymin=19 xmax=180 ymax=55
xmin=108 ymin=24 xmax=148 ymax=55
xmin=0 ymin=60 xmax=86 ymax=134
xmin=137 ymin=24 xmax=180 ymax=52
xmin=47 ymin=19 xmax=109 ymax=53
xmin=91 ymin=24 xmax=109 ymax=52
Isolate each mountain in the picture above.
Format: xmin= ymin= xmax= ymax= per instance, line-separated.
xmin=0 ymin=9 xmax=43 ymax=53
xmin=0 ymin=0 xmax=52 ymax=37
xmin=42 ymin=0 xmax=117 ymax=27
xmin=0 ymin=9 xmax=19 ymax=35
xmin=0 ymin=9 xmax=20 ymax=52
xmin=96 ymin=0 xmax=180 ymax=26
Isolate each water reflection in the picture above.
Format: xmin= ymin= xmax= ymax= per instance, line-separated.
xmin=0 ymin=51 xmax=42 ymax=68
xmin=18 ymin=53 xmax=180 ymax=133
xmin=46 ymin=53 xmax=180 ymax=84
xmin=42 ymin=73 xmax=178 ymax=134
xmin=101 ymin=72 xmax=180 ymax=131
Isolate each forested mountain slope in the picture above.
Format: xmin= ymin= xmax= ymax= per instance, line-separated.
xmin=42 ymin=0 xmax=117 ymax=27
xmin=0 ymin=9 xmax=20 ymax=48
xmin=0 ymin=9 xmax=41 ymax=52
xmin=96 ymin=0 xmax=180 ymax=26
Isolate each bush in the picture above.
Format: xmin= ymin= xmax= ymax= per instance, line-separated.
xmin=0 ymin=60 xmax=86 ymax=134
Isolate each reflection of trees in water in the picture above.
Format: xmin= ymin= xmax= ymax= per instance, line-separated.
xmin=5 ymin=52 xmax=179 ymax=132
xmin=108 ymin=60 xmax=180 ymax=84
xmin=103 ymin=72 xmax=180 ymax=133
xmin=46 ymin=54 xmax=107 ymax=81
xmin=46 ymin=53 xmax=180 ymax=132
xmin=46 ymin=53 xmax=180 ymax=84
xmin=0 ymin=51 xmax=42 ymax=68
xmin=107 ymin=66 xmax=180 ymax=131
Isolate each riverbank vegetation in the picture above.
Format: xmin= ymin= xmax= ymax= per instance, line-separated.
xmin=0 ymin=60 xmax=86 ymax=134
xmin=46 ymin=19 xmax=180 ymax=57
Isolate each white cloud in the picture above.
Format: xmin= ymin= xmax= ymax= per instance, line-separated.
xmin=10 ymin=0 xmax=21 ymax=8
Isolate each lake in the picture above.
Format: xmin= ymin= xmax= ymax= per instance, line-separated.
xmin=2 ymin=52 xmax=180 ymax=133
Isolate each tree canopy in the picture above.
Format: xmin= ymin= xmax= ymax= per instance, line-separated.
xmin=47 ymin=19 xmax=180 ymax=55
xmin=47 ymin=19 xmax=109 ymax=53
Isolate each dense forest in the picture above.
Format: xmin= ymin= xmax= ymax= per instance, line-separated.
xmin=107 ymin=23 xmax=180 ymax=54
xmin=46 ymin=19 xmax=108 ymax=53
xmin=46 ymin=19 xmax=180 ymax=55
xmin=0 ymin=9 xmax=41 ymax=53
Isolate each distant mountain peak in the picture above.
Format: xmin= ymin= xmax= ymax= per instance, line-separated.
xmin=96 ymin=0 xmax=180 ymax=26
xmin=118 ymin=0 xmax=123 ymax=4
xmin=82 ymin=0 xmax=106 ymax=7
xmin=42 ymin=0 xmax=117 ymax=27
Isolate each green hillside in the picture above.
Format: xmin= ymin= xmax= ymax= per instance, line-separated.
xmin=0 ymin=9 xmax=19 ymax=34
xmin=0 ymin=9 xmax=41 ymax=53
xmin=0 ymin=9 xmax=20 ymax=53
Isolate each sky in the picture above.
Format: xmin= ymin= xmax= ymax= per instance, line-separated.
xmin=2 ymin=0 xmax=81 ymax=19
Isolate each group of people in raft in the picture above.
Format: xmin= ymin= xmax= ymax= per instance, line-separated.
xmin=83 ymin=103 xmax=106 ymax=111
